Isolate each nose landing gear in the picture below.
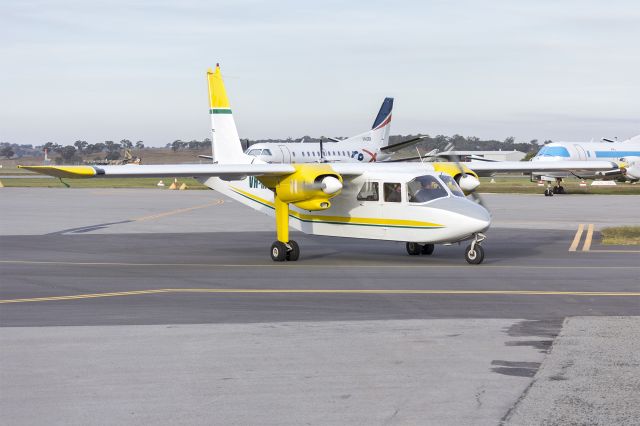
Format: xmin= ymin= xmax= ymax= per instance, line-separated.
xmin=465 ymin=233 xmax=486 ymax=264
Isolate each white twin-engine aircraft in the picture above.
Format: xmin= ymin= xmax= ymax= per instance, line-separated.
xmin=21 ymin=65 xmax=494 ymax=264
xmin=245 ymin=97 xmax=396 ymax=164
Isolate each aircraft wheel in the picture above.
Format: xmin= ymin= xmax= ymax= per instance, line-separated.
xmin=552 ymin=186 xmax=559 ymax=194
xmin=406 ymin=242 xmax=422 ymax=256
xmin=544 ymin=188 xmax=553 ymax=197
xmin=286 ymin=240 xmax=300 ymax=261
xmin=421 ymin=244 xmax=435 ymax=255
xmin=558 ymin=186 xmax=565 ymax=194
xmin=465 ymin=244 xmax=485 ymax=265
xmin=270 ymin=241 xmax=287 ymax=262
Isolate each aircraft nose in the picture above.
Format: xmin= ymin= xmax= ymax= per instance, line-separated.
xmin=429 ymin=197 xmax=491 ymax=232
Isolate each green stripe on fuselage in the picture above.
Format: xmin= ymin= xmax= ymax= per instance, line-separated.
xmin=209 ymin=108 xmax=233 ymax=114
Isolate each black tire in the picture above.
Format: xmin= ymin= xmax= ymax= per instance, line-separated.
xmin=544 ymin=188 xmax=553 ymax=196
xmin=465 ymin=244 xmax=485 ymax=265
xmin=558 ymin=186 xmax=565 ymax=194
xmin=285 ymin=240 xmax=300 ymax=261
xmin=552 ymin=186 xmax=559 ymax=194
xmin=406 ymin=242 xmax=422 ymax=256
xmin=421 ymin=244 xmax=435 ymax=255
xmin=270 ymin=241 xmax=287 ymax=262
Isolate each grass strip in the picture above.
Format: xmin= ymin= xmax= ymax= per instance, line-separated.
xmin=601 ymin=226 xmax=640 ymax=245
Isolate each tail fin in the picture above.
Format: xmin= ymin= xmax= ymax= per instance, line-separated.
xmin=340 ymin=97 xmax=394 ymax=148
xmin=372 ymin=97 xmax=393 ymax=131
xmin=207 ymin=65 xmax=249 ymax=164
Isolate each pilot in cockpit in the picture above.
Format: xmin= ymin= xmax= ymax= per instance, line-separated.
xmin=409 ymin=176 xmax=446 ymax=203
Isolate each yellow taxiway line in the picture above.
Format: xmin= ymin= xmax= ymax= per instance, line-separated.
xmin=132 ymin=199 xmax=224 ymax=222
xmin=582 ymin=224 xmax=594 ymax=251
xmin=2 ymin=288 xmax=640 ymax=304
xmin=568 ymin=224 xmax=585 ymax=252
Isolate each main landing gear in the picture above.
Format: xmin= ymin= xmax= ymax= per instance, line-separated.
xmin=464 ymin=233 xmax=486 ymax=265
xmin=406 ymin=242 xmax=435 ymax=256
xmin=271 ymin=240 xmax=300 ymax=262
xmin=407 ymin=234 xmax=485 ymax=264
xmin=270 ymin=196 xmax=302 ymax=262
xmin=544 ymin=178 xmax=566 ymax=196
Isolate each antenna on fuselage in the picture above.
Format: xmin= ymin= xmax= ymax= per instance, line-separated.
xmin=319 ymin=137 xmax=327 ymax=163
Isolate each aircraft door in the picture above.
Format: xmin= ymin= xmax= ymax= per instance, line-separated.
xmin=353 ymin=180 xmax=383 ymax=237
xmin=574 ymin=144 xmax=587 ymax=160
xmin=278 ymin=145 xmax=291 ymax=163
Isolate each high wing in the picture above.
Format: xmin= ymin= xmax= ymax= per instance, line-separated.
xmin=464 ymin=160 xmax=618 ymax=176
xmin=18 ymin=164 xmax=296 ymax=179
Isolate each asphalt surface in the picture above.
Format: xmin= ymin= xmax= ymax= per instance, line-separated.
xmin=1 ymin=188 xmax=639 ymax=425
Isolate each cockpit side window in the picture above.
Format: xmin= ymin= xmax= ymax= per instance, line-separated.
xmin=262 ymin=149 xmax=272 ymax=156
xmin=439 ymin=174 xmax=465 ymax=197
xmin=356 ymin=181 xmax=379 ymax=201
xmin=407 ymin=175 xmax=448 ymax=203
xmin=247 ymin=149 xmax=262 ymax=156
xmin=383 ymin=183 xmax=402 ymax=202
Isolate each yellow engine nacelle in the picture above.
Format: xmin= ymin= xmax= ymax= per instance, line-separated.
xmin=259 ymin=164 xmax=343 ymax=211
xmin=432 ymin=162 xmax=480 ymax=193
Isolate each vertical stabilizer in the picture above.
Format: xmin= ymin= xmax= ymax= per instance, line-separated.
xmin=207 ymin=65 xmax=248 ymax=164
xmin=339 ymin=97 xmax=394 ymax=149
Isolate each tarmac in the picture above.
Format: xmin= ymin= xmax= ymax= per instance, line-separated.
xmin=1 ymin=188 xmax=639 ymax=425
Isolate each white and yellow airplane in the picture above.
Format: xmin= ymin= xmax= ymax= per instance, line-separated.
xmin=21 ymin=65 xmax=494 ymax=264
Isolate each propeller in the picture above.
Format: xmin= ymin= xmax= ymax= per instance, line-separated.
xmin=292 ymin=175 xmax=343 ymax=196
xmin=443 ymin=142 xmax=487 ymax=208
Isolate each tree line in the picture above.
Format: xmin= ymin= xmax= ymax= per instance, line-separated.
xmin=1 ymin=134 xmax=548 ymax=162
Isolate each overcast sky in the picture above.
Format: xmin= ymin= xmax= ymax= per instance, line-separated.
xmin=1 ymin=0 xmax=638 ymax=147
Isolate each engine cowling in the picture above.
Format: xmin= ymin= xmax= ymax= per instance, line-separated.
xmin=432 ymin=163 xmax=480 ymax=194
xmin=620 ymin=157 xmax=640 ymax=180
xmin=624 ymin=164 xmax=640 ymax=180
xmin=259 ymin=164 xmax=343 ymax=211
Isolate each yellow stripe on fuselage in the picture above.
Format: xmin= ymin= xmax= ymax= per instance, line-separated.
xmin=207 ymin=66 xmax=230 ymax=109
xmin=230 ymin=187 xmax=444 ymax=229
xmin=17 ymin=165 xmax=97 ymax=178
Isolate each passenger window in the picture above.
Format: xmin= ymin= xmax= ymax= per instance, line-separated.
xmin=384 ymin=183 xmax=402 ymax=202
xmin=356 ymin=182 xmax=379 ymax=201
xmin=407 ymin=175 xmax=448 ymax=203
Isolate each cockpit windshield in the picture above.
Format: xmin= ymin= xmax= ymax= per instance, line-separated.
xmin=536 ymin=146 xmax=570 ymax=158
xmin=246 ymin=148 xmax=273 ymax=156
xmin=439 ymin=174 xmax=465 ymax=197
xmin=407 ymin=175 xmax=449 ymax=203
